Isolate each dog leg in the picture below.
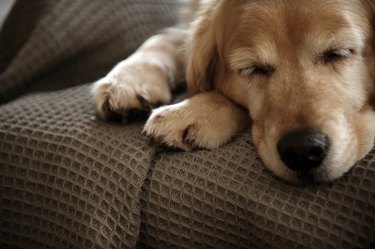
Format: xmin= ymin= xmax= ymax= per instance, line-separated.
xmin=143 ymin=92 xmax=251 ymax=151
xmin=91 ymin=28 xmax=186 ymax=123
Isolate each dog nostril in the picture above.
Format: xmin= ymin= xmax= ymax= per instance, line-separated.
xmin=277 ymin=129 xmax=330 ymax=172
xmin=308 ymin=146 xmax=324 ymax=161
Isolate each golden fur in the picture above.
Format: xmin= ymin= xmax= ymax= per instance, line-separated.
xmin=92 ymin=0 xmax=375 ymax=183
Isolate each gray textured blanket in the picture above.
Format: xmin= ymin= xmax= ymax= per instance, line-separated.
xmin=0 ymin=1 xmax=374 ymax=249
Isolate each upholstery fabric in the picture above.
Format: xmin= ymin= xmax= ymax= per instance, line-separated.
xmin=0 ymin=0 xmax=179 ymax=103
xmin=0 ymin=1 xmax=374 ymax=249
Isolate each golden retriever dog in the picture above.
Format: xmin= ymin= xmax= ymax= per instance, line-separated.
xmin=92 ymin=0 xmax=375 ymax=183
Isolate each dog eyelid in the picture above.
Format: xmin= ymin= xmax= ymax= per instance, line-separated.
xmin=322 ymin=48 xmax=354 ymax=64
xmin=238 ymin=64 xmax=275 ymax=77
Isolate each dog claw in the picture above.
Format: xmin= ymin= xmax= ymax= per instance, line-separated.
xmin=182 ymin=124 xmax=195 ymax=151
xmin=100 ymin=95 xmax=153 ymax=123
xmin=137 ymin=94 xmax=152 ymax=113
xmin=102 ymin=98 xmax=111 ymax=113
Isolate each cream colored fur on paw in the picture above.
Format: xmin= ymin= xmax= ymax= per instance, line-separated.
xmin=143 ymin=92 xmax=250 ymax=151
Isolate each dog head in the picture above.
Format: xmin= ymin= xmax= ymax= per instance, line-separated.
xmin=186 ymin=0 xmax=375 ymax=182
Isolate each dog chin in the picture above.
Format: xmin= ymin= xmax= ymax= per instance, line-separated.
xmin=289 ymin=168 xmax=339 ymax=184
xmin=269 ymin=167 xmax=334 ymax=184
xmin=259 ymin=152 xmax=349 ymax=184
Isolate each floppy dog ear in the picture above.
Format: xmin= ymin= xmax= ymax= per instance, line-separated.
xmin=369 ymin=0 xmax=375 ymax=108
xmin=186 ymin=12 xmax=219 ymax=94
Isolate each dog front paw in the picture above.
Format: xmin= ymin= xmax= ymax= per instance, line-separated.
xmin=143 ymin=93 xmax=250 ymax=151
xmin=143 ymin=104 xmax=210 ymax=151
xmin=91 ymin=62 xmax=172 ymax=123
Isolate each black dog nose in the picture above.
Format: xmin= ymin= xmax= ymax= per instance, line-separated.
xmin=277 ymin=129 xmax=329 ymax=172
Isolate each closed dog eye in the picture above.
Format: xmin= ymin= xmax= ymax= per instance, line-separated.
xmin=238 ymin=64 xmax=275 ymax=78
xmin=322 ymin=48 xmax=354 ymax=64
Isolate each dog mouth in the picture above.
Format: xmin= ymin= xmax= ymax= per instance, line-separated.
xmin=296 ymin=171 xmax=318 ymax=184
xmin=278 ymin=163 xmax=335 ymax=184
xmin=294 ymin=168 xmax=328 ymax=184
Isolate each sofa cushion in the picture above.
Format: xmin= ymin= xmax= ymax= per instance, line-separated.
xmin=1 ymin=83 xmax=374 ymax=249
xmin=0 ymin=0 xmax=179 ymax=104
xmin=0 ymin=85 xmax=155 ymax=248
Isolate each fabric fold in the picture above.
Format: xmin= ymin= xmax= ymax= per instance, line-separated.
xmin=0 ymin=0 xmax=180 ymax=104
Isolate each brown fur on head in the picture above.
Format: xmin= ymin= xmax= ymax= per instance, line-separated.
xmin=186 ymin=0 xmax=375 ymax=182
xmin=185 ymin=0 xmax=221 ymax=93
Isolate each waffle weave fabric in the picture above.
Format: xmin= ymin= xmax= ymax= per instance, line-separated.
xmin=0 ymin=0 xmax=179 ymax=103
xmin=0 ymin=1 xmax=375 ymax=249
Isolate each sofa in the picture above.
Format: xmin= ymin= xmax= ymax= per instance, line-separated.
xmin=0 ymin=1 xmax=374 ymax=248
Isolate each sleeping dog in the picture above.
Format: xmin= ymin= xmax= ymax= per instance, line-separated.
xmin=92 ymin=0 xmax=375 ymax=183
